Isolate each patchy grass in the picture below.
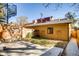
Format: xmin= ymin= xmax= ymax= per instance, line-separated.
xmin=54 ymin=41 xmax=68 ymax=48
xmin=24 ymin=38 xmax=55 ymax=47
xmin=24 ymin=37 xmax=68 ymax=48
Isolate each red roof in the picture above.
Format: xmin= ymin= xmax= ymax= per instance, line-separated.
xmin=32 ymin=17 xmax=50 ymax=23
xmin=37 ymin=19 xmax=41 ymax=23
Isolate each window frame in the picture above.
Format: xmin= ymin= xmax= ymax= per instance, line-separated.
xmin=47 ymin=27 xmax=53 ymax=34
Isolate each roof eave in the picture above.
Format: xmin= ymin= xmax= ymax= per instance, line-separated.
xmin=25 ymin=20 xmax=73 ymax=27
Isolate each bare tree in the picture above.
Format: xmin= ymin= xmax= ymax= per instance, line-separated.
xmin=17 ymin=16 xmax=28 ymax=39
xmin=17 ymin=16 xmax=28 ymax=25
xmin=42 ymin=3 xmax=79 ymax=12
xmin=65 ymin=12 xmax=76 ymax=20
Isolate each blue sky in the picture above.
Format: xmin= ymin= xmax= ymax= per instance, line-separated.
xmin=9 ymin=3 xmax=79 ymax=23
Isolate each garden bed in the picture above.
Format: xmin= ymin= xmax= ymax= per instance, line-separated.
xmin=24 ymin=38 xmax=68 ymax=48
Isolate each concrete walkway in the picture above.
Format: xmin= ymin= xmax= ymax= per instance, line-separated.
xmin=65 ymin=38 xmax=79 ymax=56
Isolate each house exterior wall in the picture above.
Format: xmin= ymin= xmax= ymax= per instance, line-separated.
xmin=77 ymin=30 xmax=79 ymax=46
xmin=30 ymin=23 xmax=70 ymax=41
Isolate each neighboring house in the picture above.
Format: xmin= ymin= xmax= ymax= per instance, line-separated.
xmin=24 ymin=17 xmax=72 ymax=41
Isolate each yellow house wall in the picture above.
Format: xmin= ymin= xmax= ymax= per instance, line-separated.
xmin=77 ymin=30 xmax=79 ymax=46
xmin=31 ymin=23 xmax=70 ymax=41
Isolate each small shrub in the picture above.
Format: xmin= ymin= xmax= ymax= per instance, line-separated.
xmin=26 ymin=32 xmax=33 ymax=39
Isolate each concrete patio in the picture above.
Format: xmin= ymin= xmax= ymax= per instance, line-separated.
xmin=0 ymin=41 xmax=49 ymax=56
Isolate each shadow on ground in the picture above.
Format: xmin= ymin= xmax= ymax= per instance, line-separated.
xmin=0 ymin=41 xmax=47 ymax=56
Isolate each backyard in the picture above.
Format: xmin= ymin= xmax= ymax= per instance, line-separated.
xmin=0 ymin=25 xmax=68 ymax=56
xmin=0 ymin=3 xmax=78 ymax=56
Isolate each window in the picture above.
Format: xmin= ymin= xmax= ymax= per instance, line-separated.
xmin=47 ymin=27 xmax=53 ymax=34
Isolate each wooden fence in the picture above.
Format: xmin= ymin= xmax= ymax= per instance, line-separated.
xmin=71 ymin=29 xmax=79 ymax=46
xmin=77 ymin=30 xmax=79 ymax=46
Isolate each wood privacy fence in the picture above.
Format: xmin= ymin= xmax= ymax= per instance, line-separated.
xmin=71 ymin=29 xmax=79 ymax=46
xmin=77 ymin=30 xmax=79 ymax=46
